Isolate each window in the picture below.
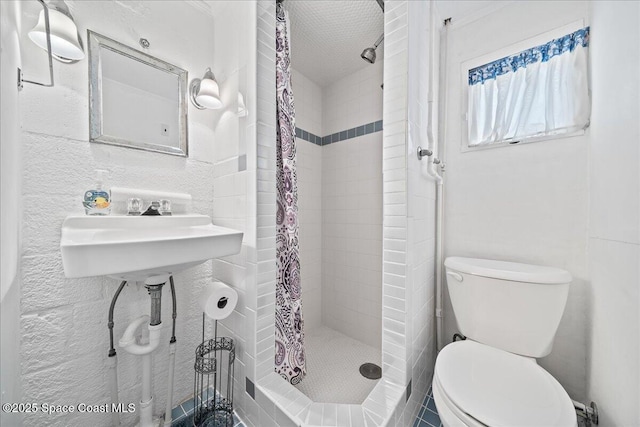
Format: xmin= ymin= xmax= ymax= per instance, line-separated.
xmin=463 ymin=23 xmax=591 ymax=149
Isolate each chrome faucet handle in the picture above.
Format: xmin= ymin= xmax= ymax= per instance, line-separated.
xmin=158 ymin=199 xmax=172 ymax=216
xmin=127 ymin=198 xmax=143 ymax=215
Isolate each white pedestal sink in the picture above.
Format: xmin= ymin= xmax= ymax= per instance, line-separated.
xmin=60 ymin=214 xmax=243 ymax=281
xmin=60 ymin=213 xmax=243 ymax=427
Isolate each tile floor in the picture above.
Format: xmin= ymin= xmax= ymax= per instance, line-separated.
xmin=411 ymin=385 xmax=584 ymax=427
xmin=413 ymin=385 xmax=443 ymax=427
xmin=170 ymin=391 xmax=245 ymax=427
xmin=295 ymin=326 xmax=382 ymax=404
xmin=172 ymin=384 xmax=440 ymax=427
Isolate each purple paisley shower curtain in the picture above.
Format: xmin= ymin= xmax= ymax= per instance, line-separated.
xmin=274 ymin=1 xmax=306 ymax=385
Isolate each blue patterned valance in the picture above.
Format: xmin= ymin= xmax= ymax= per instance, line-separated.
xmin=468 ymin=26 xmax=590 ymax=86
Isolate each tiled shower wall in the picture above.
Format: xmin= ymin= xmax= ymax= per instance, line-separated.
xmin=292 ymin=62 xmax=384 ymax=348
xmin=321 ymin=63 xmax=384 ymax=348
xmin=292 ymin=69 xmax=323 ymax=137
xmin=293 ymin=69 xmax=324 ymax=330
xmin=323 ymin=61 xmax=384 ymax=136
xmin=244 ymin=1 xmax=438 ymax=426
xmin=321 ymin=132 xmax=383 ymax=348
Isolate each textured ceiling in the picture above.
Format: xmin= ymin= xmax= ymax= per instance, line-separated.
xmin=284 ymin=0 xmax=384 ymax=87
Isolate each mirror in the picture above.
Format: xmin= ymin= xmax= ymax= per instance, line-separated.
xmin=88 ymin=31 xmax=188 ymax=157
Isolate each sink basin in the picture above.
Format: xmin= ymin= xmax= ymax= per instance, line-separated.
xmin=60 ymin=214 xmax=243 ymax=281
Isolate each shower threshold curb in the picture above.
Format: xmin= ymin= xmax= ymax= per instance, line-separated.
xmin=256 ymin=372 xmax=405 ymax=427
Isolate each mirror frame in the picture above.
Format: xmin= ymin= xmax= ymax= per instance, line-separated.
xmin=88 ymin=30 xmax=189 ymax=157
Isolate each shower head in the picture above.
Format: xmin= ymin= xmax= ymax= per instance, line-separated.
xmin=361 ymin=47 xmax=377 ymax=64
xmin=361 ymin=33 xmax=384 ymax=64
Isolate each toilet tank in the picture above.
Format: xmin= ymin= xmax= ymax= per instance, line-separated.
xmin=445 ymin=257 xmax=572 ymax=358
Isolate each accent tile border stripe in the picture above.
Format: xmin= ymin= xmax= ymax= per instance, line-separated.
xmin=295 ymin=120 xmax=383 ymax=146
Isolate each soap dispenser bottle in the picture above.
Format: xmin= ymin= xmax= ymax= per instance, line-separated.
xmin=83 ymin=169 xmax=111 ymax=215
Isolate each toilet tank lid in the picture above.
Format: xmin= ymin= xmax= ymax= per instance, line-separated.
xmin=445 ymin=257 xmax=572 ymax=284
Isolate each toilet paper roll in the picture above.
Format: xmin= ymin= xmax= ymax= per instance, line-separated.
xmin=199 ymin=281 xmax=238 ymax=320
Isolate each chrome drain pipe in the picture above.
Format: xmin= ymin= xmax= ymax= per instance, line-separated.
xmin=145 ymin=283 xmax=164 ymax=326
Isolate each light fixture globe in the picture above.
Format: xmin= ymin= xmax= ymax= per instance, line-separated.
xmin=190 ymin=68 xmax=223 ymax=110
xmin=28 ymin=2 xmax=84 ymax=62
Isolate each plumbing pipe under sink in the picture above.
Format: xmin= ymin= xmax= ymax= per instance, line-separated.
xmin=119 ymin=315 xmax=162 ymax=427
xmin=119 ymin=315 xmax=162 ymax=355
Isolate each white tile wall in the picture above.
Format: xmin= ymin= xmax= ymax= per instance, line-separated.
xmin=441 ymin=0 xmax=591 ymax=401
xmin=381 ymin=1 xmax=440 ymax=425
xmin=291 ymin=69 xmax=324 ymax=331
xmin=240 ymin=2 xmax=436 ymax=427
xmin=322 ymin=133 xmax=383 ymax=348
xmin=323 ymin=61 xmax=384 ymax=136
xmin=587 ymin=2 xmax=640 ymax=425
xmin=404 ymin=0 xmax=438 ymax=424
xmin=292 ymin=68 xmax=323 ymax=137
xmin=293 ymin=63 xmax=384 ymax=344
xmin=297 ymin=140 xmax=323 ymax=330
xmin=320 ymin=59 xmax=384 ymax=349
xmin=16 ymin=2 xmax=224 ymax=425
xmin=382 ymin=0 xmax=410 ymax=389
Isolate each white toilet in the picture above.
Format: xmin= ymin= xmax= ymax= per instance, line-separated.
xmin=433 ymin=256 xmax=577 ymax=427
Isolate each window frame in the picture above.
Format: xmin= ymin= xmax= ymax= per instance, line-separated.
xmin=460 ymin=20 xmax=588 ymax=153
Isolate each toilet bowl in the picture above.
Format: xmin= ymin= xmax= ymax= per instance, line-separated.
xmin=434 ymin=257 xmax=577 ymax=427
xmin=433 ymin=340 xmax=576 ymax=427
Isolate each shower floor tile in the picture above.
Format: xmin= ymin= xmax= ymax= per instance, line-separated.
xmin=295 ymin=326 xmax=381 ymax=404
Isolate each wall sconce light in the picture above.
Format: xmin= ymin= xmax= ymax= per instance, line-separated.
xmin=29 ymin=0 xmax=84 ymax=63
xmin=18 ymin=0 xmax=84 ymax=90
xmin=189 ymin=68 xmax=223 ymax=110
xmin=237 ymin=93 xmax=248 ymax=117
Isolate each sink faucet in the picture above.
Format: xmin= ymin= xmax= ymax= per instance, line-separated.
xmin=131 ymin=199 xmax=172 ymax=216
xmin=141 ymin=201 xmax=162 ymax=216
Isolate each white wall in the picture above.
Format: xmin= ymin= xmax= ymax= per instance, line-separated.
xmin=323 ymin=61 xmax=383 ymax=136
xmin=290 ymin=69 xmax=323 ymax=331
xmin=290 ymin=64 xmax=384 ymax=344
xmin=587 ymin=2 xmax=640 ymax=425
xmin=322 ymin=133 xmax=383 ymax=348
xmin=321 ymin=65 xmax=384 ymax=349
xmin=442 ymin=0 xmax=591 ymax=400
xmin=205 ymin=1 xmax=262 ymax=423
xmin=292 ymin=68 xmax=323 ymax=137
xmin=405 ymin=0 xmax=438 ymax=424
xmin=17 ymin=1 xmax=220 ymax=425
xmin=240 ymin=2 xmax=441 ymax=426
xmin=1 ymin=1 xmax=23 ymax=426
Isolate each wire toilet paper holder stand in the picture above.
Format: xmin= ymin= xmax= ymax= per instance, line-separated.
xmin=193 ymin=311 xmax=236 ymax=427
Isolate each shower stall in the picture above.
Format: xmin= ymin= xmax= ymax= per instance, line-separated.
xmin=235 ymin=0 xmax=439 ymax=424
xmin=275 ymin=0 xmax=385 ymax=404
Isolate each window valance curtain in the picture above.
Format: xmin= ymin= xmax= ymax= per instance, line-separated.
xmin=467 ymin=27 xmax=590 ymax=147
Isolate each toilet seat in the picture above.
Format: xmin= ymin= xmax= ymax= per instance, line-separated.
xmin=433 ymin=340 xmax=577 ymax=427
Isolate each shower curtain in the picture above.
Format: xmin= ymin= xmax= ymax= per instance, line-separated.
xmin=274 ymin=1 xmax=306 ymax=385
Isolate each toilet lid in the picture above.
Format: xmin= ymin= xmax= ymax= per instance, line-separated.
xmin=435 ymin=340 xmax=576 ymax=427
